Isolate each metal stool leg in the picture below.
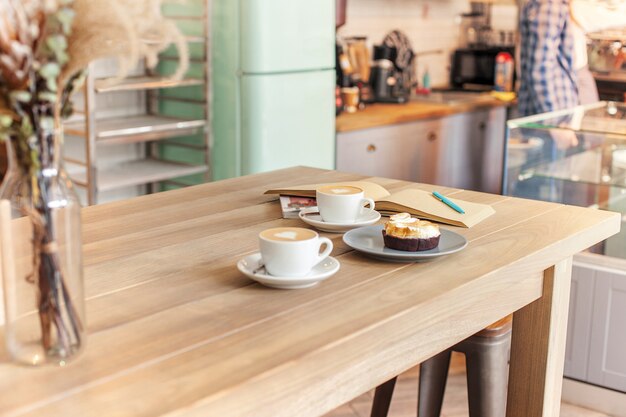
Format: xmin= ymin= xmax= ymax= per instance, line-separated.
xmin=459 ymin=333 xmax=511 ymax=417
xmin=370 ymin=376 xmax=398 ymax=417
xmin=417 ymin=349 xmax=452 ymax=417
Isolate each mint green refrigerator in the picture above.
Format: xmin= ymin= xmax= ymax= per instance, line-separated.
xmin=212 ymin=0 xmax=336 ymax=180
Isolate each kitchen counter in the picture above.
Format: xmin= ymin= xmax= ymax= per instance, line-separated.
xmin=336 ymin=95 xmax=511 ymax=133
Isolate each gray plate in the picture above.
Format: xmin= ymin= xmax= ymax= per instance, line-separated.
xmin=343 ymin=225 xmax=468 ymax=262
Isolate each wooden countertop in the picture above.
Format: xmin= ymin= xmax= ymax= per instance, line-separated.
xmin=336 ymin=96 xmax=510 ymax=133
xmin=0 ymin=167 xmax=619 ymax=417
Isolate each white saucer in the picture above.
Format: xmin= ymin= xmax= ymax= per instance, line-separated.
xmin=298 ymin=207 xmax=381 ymax=233
xmin=237 ymin=252 xmax=340 ymax=289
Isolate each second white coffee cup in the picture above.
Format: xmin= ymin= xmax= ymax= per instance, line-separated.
xmin=316 ymin=185 xmax=376 ymax=224
xmin=259 ymin=227 xmax=333 ymax=277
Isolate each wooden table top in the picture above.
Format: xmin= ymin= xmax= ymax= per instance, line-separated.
xmin=336 ymin=98 xmax=510 ymax=132
xmin=0 ymin=167 xmax=619 ymax=417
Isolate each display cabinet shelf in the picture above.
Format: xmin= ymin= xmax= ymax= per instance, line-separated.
xmin=65 ymin=115 xmax=206 ymax=144
xmin=167 ymin=15 xmax=206 ymax=21
xmin=70 ymin=159 xmax=208 ymax=192
xmin=185 ymin=35 xmax=206 ymax=43
xmin=94 ymin=76 xmax=204 ymax=93
xmin=144 ymin=35 xmax=206 ymax=45
xmin=523 ymin=147 xmax=626 ymax=187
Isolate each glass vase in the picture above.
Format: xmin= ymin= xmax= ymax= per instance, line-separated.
xmin=0 ymin=128 xmax=85 ymax=366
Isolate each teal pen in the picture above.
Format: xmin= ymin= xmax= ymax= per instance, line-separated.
xmin=432 ymin=191 xmax=465 ymax=214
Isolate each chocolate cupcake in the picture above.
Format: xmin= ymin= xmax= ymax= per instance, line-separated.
xmin=382 ymin=213 xmax=441 ymax=252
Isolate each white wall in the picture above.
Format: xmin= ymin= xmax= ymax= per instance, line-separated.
xmin=338 ymin=0 xmax=518 ymax=87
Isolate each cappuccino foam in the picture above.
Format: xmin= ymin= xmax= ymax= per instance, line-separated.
xmin=260 ymin=227 xmax=316 ymax=242
xmin=317 ymin=185 xmax=362 ymax=196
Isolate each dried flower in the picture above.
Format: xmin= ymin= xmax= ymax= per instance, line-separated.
xmin=0 ymin=0 xmax=190 ymax=365
xmin=0 ymin=0 xmax=189 ymax=122
xmin=0 ymin=1 xmax=40 ymax=89
xmin=61 ymin=0 xmax=189 ymax=89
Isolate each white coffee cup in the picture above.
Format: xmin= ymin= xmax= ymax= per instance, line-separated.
xmin=316 ymin=185 xmax=376 ymax=224
xmin=259 ymin=227 xmax=333 ymax=277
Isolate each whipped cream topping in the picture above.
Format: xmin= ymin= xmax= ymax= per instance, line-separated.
xmin=389 ymin=213 xmax=415 ymax=224
xmin=386 ymin=213 xmax=440 ymax=239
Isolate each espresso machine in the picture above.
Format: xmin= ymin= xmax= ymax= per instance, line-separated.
xmin=370 ymin=44 xmax=410 ymax=103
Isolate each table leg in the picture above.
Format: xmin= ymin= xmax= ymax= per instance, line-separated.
xmin=370 ymin=377 xmax=397 ymax=417
xmin=506 ymin=257 xmax=573 ymax=417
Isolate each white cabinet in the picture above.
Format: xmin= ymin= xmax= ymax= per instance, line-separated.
xmin=564 ymin=265 xmax=595 ymax=381
xmin=453 ymin=108 xmax=506 ymax=193
xmin=335 ymin=117 xmax=447 ymax=183
xmin=336 ymin=107 xmax=507 ymax=193
xmin=588 ymin=267 xmax=626 ymax=391
xmin=564 ymin=255 xmax=626 ymax=393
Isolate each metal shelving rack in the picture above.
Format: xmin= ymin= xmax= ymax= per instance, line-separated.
xmin=64 ymin=2 xmax=211 ymax=206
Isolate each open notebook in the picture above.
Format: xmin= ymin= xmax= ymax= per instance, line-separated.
xmin=265 ymin=181 xmax=495 ymax=228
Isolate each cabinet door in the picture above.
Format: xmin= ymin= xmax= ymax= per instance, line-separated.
xmin=440 ymin=108 xmax=506 ymax=193
xmin=336 ymin=119 xmax=444 ymax=182
xmin=412 ymin=107 xmax=506 ymax=193
xmin=432 ymin=113 xmax=470 ymax=189
xmin=478 ymin=107 xmax=507 ymax=194
xmin=413 ymin=118 xmax=450 ymax=186
xmin=563 ymin=264 xmax=595 ymax=381
xmin=336 ymin=125 xmax=419 ymax=181
xmin=588 ymin=269 xmax=626 ymax=393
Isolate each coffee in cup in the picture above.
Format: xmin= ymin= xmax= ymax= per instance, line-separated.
xmin=316 ymin=185 xmax=376 ymax=224
xmin=259 ymin=227 xmax=333 ymax=277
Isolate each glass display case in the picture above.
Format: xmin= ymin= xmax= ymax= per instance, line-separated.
xmin=504 ymin=101 xmax=626 ymax=395
xmin=505 ymin=101 xmax=626 ymax=259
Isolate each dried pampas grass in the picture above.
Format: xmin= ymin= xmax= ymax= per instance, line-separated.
xmin=0 ymin=0 xmax=191 ymax=363
xmin=0 ymin=0 xmax=46 ymax=90
xmin=61 ymin=0 xmax=189 ymax=89
xmin=0 ymin=0 xmax=189 ymax=125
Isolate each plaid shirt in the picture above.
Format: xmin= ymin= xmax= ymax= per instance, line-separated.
xmin=518 ymin=0 xmax=579 ymax=116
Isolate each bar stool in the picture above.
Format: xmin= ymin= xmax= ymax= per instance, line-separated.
xmin=370 ymin=315 xmax=512 ymax=417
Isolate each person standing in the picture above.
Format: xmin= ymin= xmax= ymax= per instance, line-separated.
xmin=570 ymin=13 xmax=599 ymax=105
xmin=571 ymin=0 xmax=626 ymax=104
xmin=518 ymin=0 xmax=579 ymax=117
xmin=514 ymin=0 xmax=580 ymax=202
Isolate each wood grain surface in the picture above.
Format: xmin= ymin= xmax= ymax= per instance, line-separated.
xmin=0 ymin=166 xmax=619 ymax=417
xmin=335 ymin=99 xmax=509 ymax=132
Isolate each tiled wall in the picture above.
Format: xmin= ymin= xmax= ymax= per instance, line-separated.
xmin=338 ymin=0 xmax=518 ymax=87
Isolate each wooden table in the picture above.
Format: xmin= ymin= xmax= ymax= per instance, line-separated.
xmin=0 ymin=167 xmax=620 ymax=417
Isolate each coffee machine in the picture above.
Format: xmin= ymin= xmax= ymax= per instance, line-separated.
xmin=370 ymin=44 xmax=409 ymax=103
